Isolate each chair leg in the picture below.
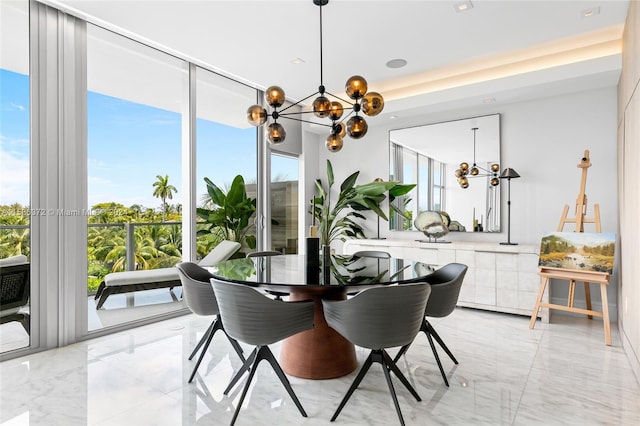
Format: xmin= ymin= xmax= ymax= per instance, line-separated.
xmin=331 ymin=352 xmax=375 ymax=422
xmin=393 ymin=343 xmax=410 ymax=364
xmin=393 ymin=319 xmax=428 ymax=363
xmin=229 ymin=349 xmax=261 ymax=426
xmin=382 ymin=349 xmax=421 ymax=402
xmin=224 ymin=348 xmax=257 ymax=395
xmin=426 ymin=329 xmax=449 ymax=387
xmin=229 ymin=345 xmax=307 ymax=426
xmin=260 ymin=345 xmax=307 ymax=418
xmin=380 ymin=352 xmax=407 ymax=426
xmin=188 ymin=322 xmax=217 ymax=383
xmin=426 ymin=320 xmax=458 ymax=364
xmin=189 ymin=320 xmax=215 ymax=360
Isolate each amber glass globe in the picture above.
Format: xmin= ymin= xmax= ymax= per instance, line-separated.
xmin=361 ymin=92 xmax=384 ymax=116
xmin=345 ymin=75 xmax=368 ymax=100
xmin=459 ymin=176 xmax=469 ymax=188
xmin=470 ymin=166 xmax=479 ymax=176
xmin=490 ymin=177 xmax=500 ymax=186
xmin=265 ymin=86 xmax=285 ymax=108
xmin=329 ymin=101 xmax=344 ymax=121
xmin=246 ymin=105 xmax=267 ymax=126
xmin=491 ymin=163 xmax=500 ymax=172
xmin=313 ymin=95 xmax=332 ymax=118
xmin=346 ymin=116 xmax=368 ymax=139
xmin=454 ymin=169 xmax=463 ymax=178
xmin=267 ymin=122 xmax=286 ymax=144
xmin=459 ymin=162 xmax=469 ymax=172
xmin=326 ymin=133 xmax=344 ymax=152
xmin=333 ymin=121 xmax=347 ymax=138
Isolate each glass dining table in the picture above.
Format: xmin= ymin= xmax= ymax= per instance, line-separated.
xmin=209 ymin=253 xmax=433 ymax=379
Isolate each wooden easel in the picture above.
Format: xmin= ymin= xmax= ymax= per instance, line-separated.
xmin=557 ymin=150 xmax=601 ymax=233
xmin=529 ymin=150 xmax=611 ymax=345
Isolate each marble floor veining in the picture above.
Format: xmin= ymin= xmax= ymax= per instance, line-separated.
xmin=1 ymin=307 xmax=639 ymax=426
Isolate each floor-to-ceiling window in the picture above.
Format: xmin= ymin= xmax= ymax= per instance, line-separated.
xmin=195 ymin=68 xmax=257 ymax=257
xmin=86 ymin=24 xmax=187 ymax=330
xmin=0 ymin=0 xmax=30 ymax=353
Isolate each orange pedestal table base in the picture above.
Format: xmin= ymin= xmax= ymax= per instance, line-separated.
xmin=279 ymin=287 xmax=357 ymax=379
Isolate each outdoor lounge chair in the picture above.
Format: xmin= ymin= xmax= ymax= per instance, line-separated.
xmin=94 ymin=240 xmax=241 ymax=309
xmin=0 ymin=255 xmax=30 ymax=334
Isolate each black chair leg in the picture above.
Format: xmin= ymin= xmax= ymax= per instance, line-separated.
xmin=189 ymin=320 xmax=215 ymax=360
xmin=331 ymin=352 xmax=375 ymax=422
xmin=393 ymin=343 xmax=410 ymax=363
xmin=380 ymin=352 xmax=406 ymax=426
xmin=426 ymin=329 xmax=449 ymax=387
xmin=189 ymin=323 xmax=216 ymax=383
xmin=261 ymin=345 xmax=307 ymax=418
xmin=224 ymin=348 xmax=257 ymax=395
xmin=426 ymin=321 xmax=458 ymax=364
xmin=229 ymin=345 xmax=307 ymax=426
xmin=382 ymin=350 xmax=421 ymax=402
xmin=393 ymin=320 xmax=428 ymax=363
xmin=230 ymin=350 xmax=261 ymax=426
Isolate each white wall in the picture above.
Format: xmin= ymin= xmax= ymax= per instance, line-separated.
xmin=305 ymin=86 xmax=619 ymax=317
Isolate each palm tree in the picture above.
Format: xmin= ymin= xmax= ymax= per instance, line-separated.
xmin=152 ymin=174 xmax=177 ymax=222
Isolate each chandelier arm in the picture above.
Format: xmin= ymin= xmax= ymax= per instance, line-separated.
xmin=277 ymin=114 xmax=334 ymax=128
xmin=332 ymin=108 xmax=355 ymax=127
xmin=278 ymin=110 xmax=325 ymax=117
xmin=278 ymin=91 xmax=321 ymax=114
xmin=324 ymin=90 xmax=356 ymax=106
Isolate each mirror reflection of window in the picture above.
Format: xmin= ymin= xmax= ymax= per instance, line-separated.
xmin=389 ymin=114 xmax=501 ymax=233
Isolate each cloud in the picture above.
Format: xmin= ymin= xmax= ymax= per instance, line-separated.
xmin=9 ymin=102 xmax=25 ymax=111
xmin=0 ymin=147 xmax=29 ymax=205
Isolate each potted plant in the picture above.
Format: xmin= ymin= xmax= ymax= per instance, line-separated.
xmin=197 ymin=175 xmax=257 ymax=252
xmin=312 ymin=160 xmax=415 ymax=247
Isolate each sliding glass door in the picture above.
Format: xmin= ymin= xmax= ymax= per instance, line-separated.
xmin=86 ymin=24 xmax=187 ymax=330
xmin=0 ymin=0 xmax=30 ymax=353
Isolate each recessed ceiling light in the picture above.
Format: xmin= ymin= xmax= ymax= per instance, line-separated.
xmin=389 ymin=115 xmax=398 ymax=120
xmin=581 ymin=7 xmax=600 ymax=18
xmin=386 ymin=58 xmax=407 ymax=69
xmin=482 ymin=97 xmax=496 ymax=104
xmin=291 ymin=58 xmax=305 ymax=64
xmin=454 ymin=1 xmax=473 ymax=13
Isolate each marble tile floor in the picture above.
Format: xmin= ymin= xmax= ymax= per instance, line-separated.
xmin=1 ymin=307 xmax=639 ymax=426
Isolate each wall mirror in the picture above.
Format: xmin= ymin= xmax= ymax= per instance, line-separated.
xmin=389 ymin=114 xmax=501 ymax=233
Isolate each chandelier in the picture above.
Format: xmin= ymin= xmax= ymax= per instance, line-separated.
xmin=454 ymin=127 xmax=500 ymax=188
xmin=246 ymin=0 xmax=384 ymax=152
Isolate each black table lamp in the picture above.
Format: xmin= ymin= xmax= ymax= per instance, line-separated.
xmin=499 ymin=168 xmax=521 ymax=245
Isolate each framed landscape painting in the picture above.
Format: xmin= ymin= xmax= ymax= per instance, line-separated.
xmin=538 ymin=232 xmax=615 ymax=274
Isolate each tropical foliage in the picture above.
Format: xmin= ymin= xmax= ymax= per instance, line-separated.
xmin=152 ymin=174 xmax=178 ymax=222
xmin=312 ymin=160 xmax=416 ymax=246
xmin=196 ymin=175 xmax=257 ymax=251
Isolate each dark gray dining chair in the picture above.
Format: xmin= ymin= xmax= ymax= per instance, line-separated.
xmin=395 ymin=262 xmax=468 ymax=387
xmin=322 ymin=283 xmax=431 ymax=426
xmin=211 ymin=279 xmax=315 ymax=426
xmin=246 ymin=250 xmax=288 ymax=300
xmin=175 ymin=262 xmax=245 ymax=383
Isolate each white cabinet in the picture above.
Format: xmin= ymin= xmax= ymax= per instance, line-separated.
xmin=343 ymin=239 xmax=548 ymax=321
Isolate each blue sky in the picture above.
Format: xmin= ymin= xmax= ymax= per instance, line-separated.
xmin=1 ymin=69 xmax=297 ymax=210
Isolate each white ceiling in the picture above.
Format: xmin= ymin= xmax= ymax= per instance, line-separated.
xmin=47 ymin=0 xmax=629 ymax=125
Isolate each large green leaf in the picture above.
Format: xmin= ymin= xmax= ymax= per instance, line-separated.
xmin=326 ymin=159 xmax=334 ymax=188
xmin=226 ymin=175 xmax=246 ymax=207
xmin=354 ymin=181 xmax=397 ymax=196
xmin=340 ymin=171 xmax=360 ymax=194
xmin=204 ymin=177 xmax=226 ymax=207
xmin=389 ymin=183 xmax=417 ymax=197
